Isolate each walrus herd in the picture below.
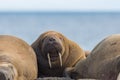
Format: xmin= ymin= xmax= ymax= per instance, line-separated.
xmin=0 ymin=31 xmax=120 ymax=80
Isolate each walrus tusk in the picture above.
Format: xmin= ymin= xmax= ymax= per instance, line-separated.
xmin=47 ymin=53 xmax=52 ymax=68
xmin=59 ymin=53 xmax=62 ymax=67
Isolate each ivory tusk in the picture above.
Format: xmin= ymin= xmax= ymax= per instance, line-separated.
xmin=59 ymin=53 xmax=62 ymax=67
xmin=47 ymin=53 xmax=52 ymax=68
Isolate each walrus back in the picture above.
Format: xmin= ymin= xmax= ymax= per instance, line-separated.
xmin=0 ymin=35 xmax=37 ymax=80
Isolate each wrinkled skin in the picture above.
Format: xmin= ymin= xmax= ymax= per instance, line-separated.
xmin=32 ymin=31 xmax=86 ymax=77
xmin=69 ymin=34 xmax=120 ymax=80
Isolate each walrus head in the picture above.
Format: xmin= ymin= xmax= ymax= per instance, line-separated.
xmin=40 ymin=31 xmax=65 ymax=68
xmin=0 ymin=62 xmax=18 ymax=80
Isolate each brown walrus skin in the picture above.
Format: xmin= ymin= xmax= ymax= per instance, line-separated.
xmin=68 ymin=34 xmax=120 ymax=80
xmin=31 ymin=31 xmax=86 ymax=77
xmin=0 ymin=35 xmax=37 ymax=80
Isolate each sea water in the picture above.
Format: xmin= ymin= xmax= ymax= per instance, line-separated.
xmin=0 ymin=12 xmax=120 ymax=51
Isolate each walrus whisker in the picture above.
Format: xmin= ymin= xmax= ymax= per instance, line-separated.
xmin=59 ymin=53 xmax=62 ymax=67
xmin=47 ymin=53 xmax=52 ymax=68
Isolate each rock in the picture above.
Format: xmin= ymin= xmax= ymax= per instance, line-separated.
xmin=36 ymin=77 xmax=73 ymax=80
xmin=36 ymin=77 xmax=97 ymax=80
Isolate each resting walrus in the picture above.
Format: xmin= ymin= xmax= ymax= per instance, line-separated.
xmin=31 ymin=31 xmax=86 ymax=77
xmin=68 ymin=34 xmax=120 ymax=80
xmin=0 ymin=35 xmax=37 ymax=80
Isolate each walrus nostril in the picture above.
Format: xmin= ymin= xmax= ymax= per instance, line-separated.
xmin=49 ymin=37 xmax=56 ymax=42
xmin=0 ymin=71 xmax=6 ymax=80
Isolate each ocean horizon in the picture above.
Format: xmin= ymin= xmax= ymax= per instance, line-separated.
xmin=0 ymin=12 xmax=120 ymax=51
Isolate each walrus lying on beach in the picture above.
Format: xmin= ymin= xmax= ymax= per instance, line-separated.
xmin=31 ymin=31 xmax=86 ymax=77
xmin=68 ymin=34 xmax=120 ymax=80
xmin=0 ymin=35 xmax=37 ymax=80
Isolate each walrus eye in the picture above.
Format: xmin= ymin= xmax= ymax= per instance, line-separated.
xmin=59 ymin=37 xmax=63 ymax=41
xmin=41 ymin=39 xmax=44 ymax=43
xmin=41 ymin=36 xmax=47 ymax=42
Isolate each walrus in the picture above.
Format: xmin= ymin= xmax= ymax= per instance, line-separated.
xmin=31 ymin=31 xmax=86 ymax=77
xmin=68 ymin=34 xmax=120 ymax=80
xmin=0 ymin=35 xmax=37 ymax=80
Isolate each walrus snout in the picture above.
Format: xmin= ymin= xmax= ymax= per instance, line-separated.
xmin=0 ymin=67 xmax=14 ymax=80
xmin=0 ymin=71 xmax=7 ymax=80
xmin=47 ymin=36 xmax=60 ymax=46
xmin=0 ymin=71 xmax=13 ymax=80
xmin=41 ymin=36 xmax=63 ymax=68
xmin=48 ymin=37 xmax=56 ymax=42
xmin=0 ymin=63 xmax=18 ymax=80
xmin=42 ymin=36 xmax=63 ymax=55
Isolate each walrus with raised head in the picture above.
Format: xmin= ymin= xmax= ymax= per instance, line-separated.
xmin=31 ymin=31 xmax=86 ymax=77
xmin=68 ymin=34 xmax=120 ymax=80
xmin=0 ymin=35 xmax=37 ymax=80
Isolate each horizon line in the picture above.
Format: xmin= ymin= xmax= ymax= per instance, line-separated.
xmin=0 ymin=11 xmax=120 ymax=13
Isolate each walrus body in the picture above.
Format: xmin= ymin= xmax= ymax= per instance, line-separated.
xmin=70 ymin=34 xmax=120 ymax=80
xmin=0 ymin=35 xmax=37 ymax=80
xmin=31 ymin=31 xmax=86 ymax=77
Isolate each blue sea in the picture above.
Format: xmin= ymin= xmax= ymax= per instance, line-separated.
xmin=0 ymin=12 xmax=120 ymax=51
